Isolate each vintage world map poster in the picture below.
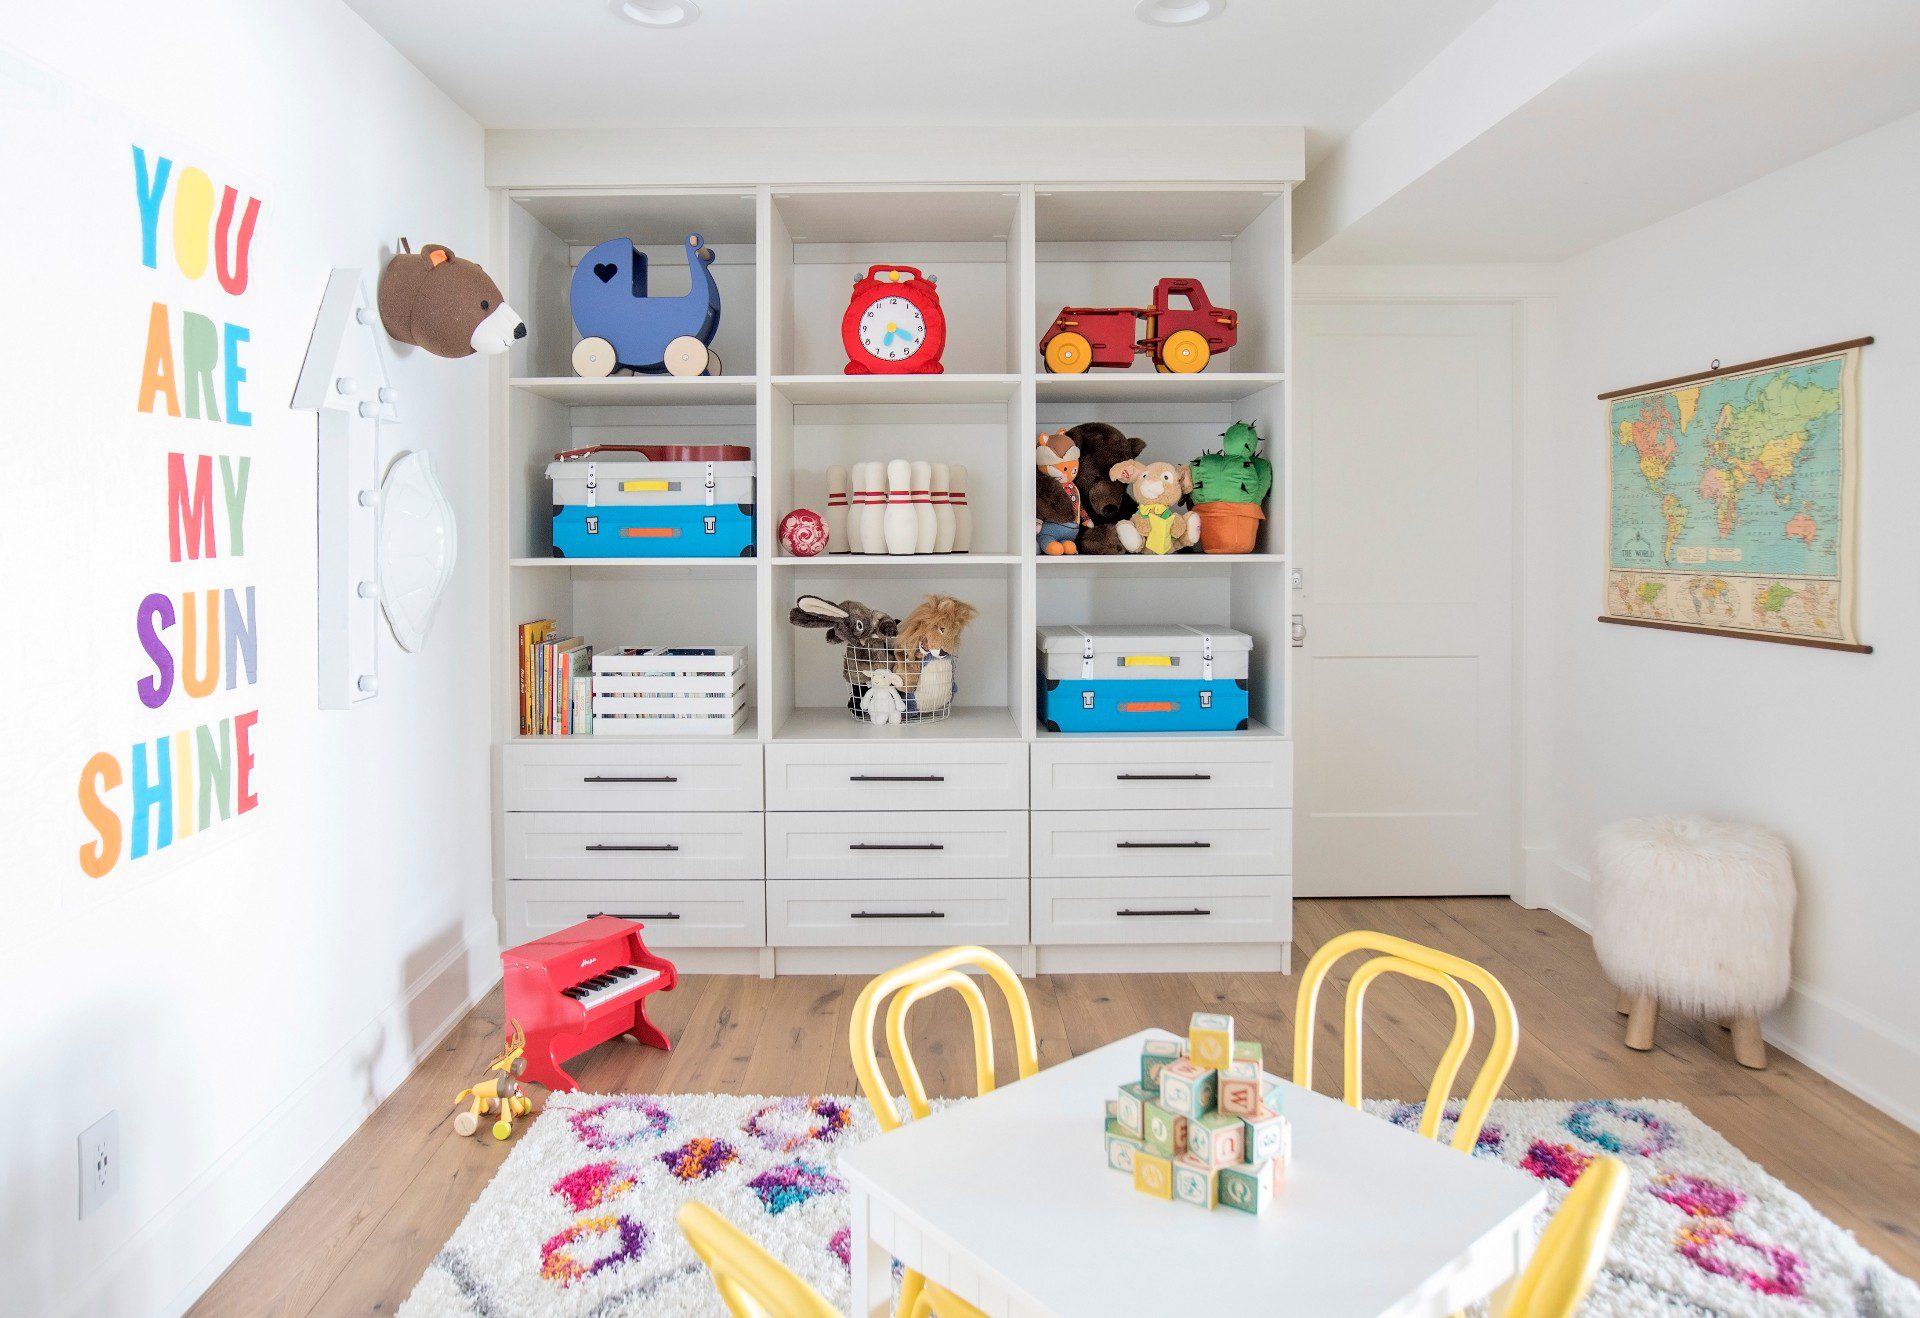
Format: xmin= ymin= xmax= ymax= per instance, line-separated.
xmin=1602 ymin=340 xmax=1866 ymax=649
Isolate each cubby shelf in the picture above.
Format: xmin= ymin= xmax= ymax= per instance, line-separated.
xmin=509 ymin=376 xmax=758 ymax=406
xmin=510 ymin=557 xmax=758 ymax=569
xmin=772 ymin=374 xmax=1020 ymax=404
xmin=510 ymin=709 xmax=760 ymax=744
xmin=1034 ymin=372 xmax=1285 ymax=404
xmin=772 ymin=554 xmax=1021 ymax=567
xmin=1033 ymin=717 xmax=1288 ymax=742
xmin=1035 ymin=553 xmax=1287 ymax=567
xmin=772 ymin=706 xmax=1021 ymax=742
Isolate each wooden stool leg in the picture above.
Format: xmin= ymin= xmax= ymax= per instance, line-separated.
xmin=1624 ymin=993 xmax=1659 ymax=1051
xmin=1615 ymin=988 xmax=1634 ymax=1015
xmin=1729 ymin=1015 xmax=1767 ymax=1069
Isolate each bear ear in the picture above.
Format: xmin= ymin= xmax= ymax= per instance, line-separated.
xmin=1127 ymin=435 xmax=1147 ymax=459
xmin=425 ymin=245 xmax=453 ymax=267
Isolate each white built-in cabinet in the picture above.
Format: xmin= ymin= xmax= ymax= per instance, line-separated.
xmin=491 ymin=167 xmax=1297 ymax=976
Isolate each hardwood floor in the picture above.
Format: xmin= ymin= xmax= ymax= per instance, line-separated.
xmin=193 ymin=898 xmax=1920 ymax=1315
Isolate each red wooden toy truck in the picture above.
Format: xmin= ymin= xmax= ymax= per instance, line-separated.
xmin=1040 ymin=277 xmax=1238 ymax=374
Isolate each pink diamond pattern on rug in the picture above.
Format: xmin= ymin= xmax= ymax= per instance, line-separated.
xmin=566 ymin=1095 xmax=672 ymax=1152
xmin=1520 ymin=1139 xmax=1596 ymax=1187
xmin=549 ymin=1159 xmax=642 ymax=1213
xmin=1652 ymin=1171 xmax=1747 ymax=1219
xmin=1678 ymin=1221 xmax=1809 ymax=1299
xmin=748 ymin=1159 xmax=845 ymax=1215
xmin=742 ymin=1095 xmax=854 ymax=1152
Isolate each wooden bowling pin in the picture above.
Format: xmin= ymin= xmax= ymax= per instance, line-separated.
xmin=857 ymin=462 xmax=887 ymax=554
xmin=931 ymin=462 xmax=956 ymax=553
xmin=911 ymin=460 xmax=937 ymax=554
xmin=884 ymin=459 xmax=917 ymax=555
xmin=949 ymin=464 xmax=972 ymax=553
xmin=825 ymin=464 xmax=849 ymax=553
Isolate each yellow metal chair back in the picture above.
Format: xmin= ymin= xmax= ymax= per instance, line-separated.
xmin=677 ymin=1201 xmax=840 ymax=1318
xmin=849 ymin=945 xmax=1039 ymax=1132
xmin=849 ymin=947 xmax=1038 ymax=1318
xmin=1293 ymin=930 xmax=1520 ymax=1153
xmin=1501 ymin=1157 xmax=1629 ymax=1317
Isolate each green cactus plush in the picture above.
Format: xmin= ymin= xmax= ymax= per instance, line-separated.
xmin=1190 ymin=421 xmax=1272 ymax=505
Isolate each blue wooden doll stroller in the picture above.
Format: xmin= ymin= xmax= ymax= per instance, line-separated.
xmin=570 ymin=232 xmax=723 ymax=377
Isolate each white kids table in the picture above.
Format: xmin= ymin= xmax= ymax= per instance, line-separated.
xmin=838 ymin=1028 xmax=1546 ymax=1317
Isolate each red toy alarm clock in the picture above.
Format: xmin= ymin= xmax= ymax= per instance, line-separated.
xmin=842 ymin=265 xmax=946 ymax=375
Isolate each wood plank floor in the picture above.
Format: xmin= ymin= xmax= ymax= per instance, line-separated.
xmin=194 ymin=899 xmax=1920 ymax=1315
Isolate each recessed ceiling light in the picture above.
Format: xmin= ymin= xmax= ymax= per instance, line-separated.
xmin=612 ymin=0 xmax=699 ymax=27
xmin=1135 ymin=0 xmax=1224 ymax=26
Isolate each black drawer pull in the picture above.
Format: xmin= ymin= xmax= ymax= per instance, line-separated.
xmin=850 ymin=910 xmax=947 ymax=920
xmin=1115 ymin=841 xmax=1211 ymax=849
xmin=1117 ymin=907 xmax=1212 ymax=917
xmin=590 ymin=910 xmax=682 ymax=921
xmin=1116 ymin=773 xmax=1211 ymax=781
xmin=848 ymin=842 xmax=945 ymax=851
xmin=585 ymin=843 xmax=680 ymax=852
xmin=849 ymin=774 xmax=946 ymax=783
xmin=584 ymin=775 xmax=678 ymax=784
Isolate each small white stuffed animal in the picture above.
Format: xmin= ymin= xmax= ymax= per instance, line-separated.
xmin=860 ymin=669 xmax=906 ymax=725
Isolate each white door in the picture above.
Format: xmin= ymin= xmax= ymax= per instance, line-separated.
xmin=1292 ymin=302 xmax=1516 ymax=896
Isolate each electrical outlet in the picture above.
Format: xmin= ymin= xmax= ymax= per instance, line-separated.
xmin=78 ymin=1110 xmax=120 ymax=1219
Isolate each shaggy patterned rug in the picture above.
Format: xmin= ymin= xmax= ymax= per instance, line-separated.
xmin=399 ymin=1092 xmax=1918 ymax=1317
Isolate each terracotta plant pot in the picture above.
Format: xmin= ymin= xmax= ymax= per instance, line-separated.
xmin=1194 ymin=501 xmax=1264 ymax=554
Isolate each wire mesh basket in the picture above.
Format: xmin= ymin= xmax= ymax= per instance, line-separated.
xmin=843 ymin=639 xmax=957 ymax=724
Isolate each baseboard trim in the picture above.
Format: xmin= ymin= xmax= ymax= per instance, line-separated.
xmin=58 ymin=928 xmax=501 ymax=1318
xmin=1520 ymin=852 xmax=1918 ymax=1134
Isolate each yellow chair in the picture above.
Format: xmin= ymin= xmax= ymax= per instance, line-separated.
xmin=849 ymin=946 xmax=1040 ymax=1318
xmin=677 ymin=1201 xmax=840 ymax=1318
xmin=1501 ymin=1157 xmax=1629 ymax=1316
xmin=1293 ymin=930 xmax=1520 ymax=1153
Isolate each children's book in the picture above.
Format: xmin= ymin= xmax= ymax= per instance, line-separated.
xmin=517 ymin=619 xmax=554 ymax=735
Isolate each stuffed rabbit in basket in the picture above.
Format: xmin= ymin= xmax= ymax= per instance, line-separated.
xmin=789 ymin=594 xmax=901 ymax=714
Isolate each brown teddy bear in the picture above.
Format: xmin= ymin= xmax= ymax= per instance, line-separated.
xmin=378 ymin=239 xmax=525 ymax=358
xmin=1111 ymin=459 xmax=1201 ymax=554
xmin=1066 ymin=422 xmax=1147 ymax=555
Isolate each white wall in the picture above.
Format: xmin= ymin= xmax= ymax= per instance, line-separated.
xmin=0 ymin=4 xmax=497 ymax=1315
xmin=1536 ymin=111 xmax=1920 ymax=1127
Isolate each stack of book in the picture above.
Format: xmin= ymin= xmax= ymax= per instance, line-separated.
xmin=517 ymin=620 xmax=593 ymax=736
xmin=592 ymin=646 xmax=749 ymax=735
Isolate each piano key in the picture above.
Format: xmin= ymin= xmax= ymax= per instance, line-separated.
xmin=566 ymin=963 xmax=665 ymax=1013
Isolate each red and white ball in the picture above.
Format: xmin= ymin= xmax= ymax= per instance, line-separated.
xmin=779 ymin=508 xmax=829 ymax=557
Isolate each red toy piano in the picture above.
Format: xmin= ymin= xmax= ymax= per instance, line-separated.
xmin=501 ymin=915 xmax=678 ymax=1092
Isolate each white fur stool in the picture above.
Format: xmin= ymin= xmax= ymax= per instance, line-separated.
xmin=1592 ymin=816 xmax=1795 ymax=1069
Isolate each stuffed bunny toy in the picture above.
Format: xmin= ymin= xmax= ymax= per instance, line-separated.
xmin=859 ymin=669 xmax=907 ymax=725
xmin=1110 ymin=459 xmax=1201 ymax=554
xmin=789 ymin=594 xmax=900 ymax=711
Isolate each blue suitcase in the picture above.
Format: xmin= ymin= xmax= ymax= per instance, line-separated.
xmin=552 ymin=503 xmax=755 ymax=558
xmin=1038 ymin=675 xmax=1250 ymax=733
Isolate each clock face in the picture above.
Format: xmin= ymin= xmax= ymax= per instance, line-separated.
xmin=857 ymin=294 xmax=927 ymax=362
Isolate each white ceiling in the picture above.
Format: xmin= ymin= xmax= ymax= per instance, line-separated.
xmin=1305 ymin=0 xmax=1920 ymax=263
xmin=342 ymin=0 xmax=1496 ymax=163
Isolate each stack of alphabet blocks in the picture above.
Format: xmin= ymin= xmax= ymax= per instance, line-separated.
xmin=1104 ymin=1013 xmax=1291 ymax=1215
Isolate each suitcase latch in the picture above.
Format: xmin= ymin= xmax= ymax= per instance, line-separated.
xmin=1199 ymin=689 xmax=1213 ymax=709
xmin=704 ymin=462 xmax=717 ymax=507
xmin=1201 ymin=633 xmax=1214 ymax=681
xmin=585 ymin=514 xmax=600 ymax=536
xmin=703 ymin=514 xmax=717 ymax=535
xmin=1081 ymin=690 xmax=1095 ymax=710
xmin=1082 ymin=634 xmax=1095 ymax=679
xmin=585 ymin=460 xmax=598 ymax=509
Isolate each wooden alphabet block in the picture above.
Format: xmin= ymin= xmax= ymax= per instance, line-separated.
xmin=1140 ymin=1037 xmax=1185 ymax=1091
xmin=1105 ymin=1118 xmax=1145 ymax=1173
xmin=1114 ymin=1082 xmax=1150 ymax=1137
xmin=1157 ymin=1060 xmax=1218 ymax=1120
xmin=1218 ymin=1074 xmax=1262 ymax=1117
xmin=1171 ymin=1155 xmax=1218 ymax=1209
xmin=1187 ymin=1109 xmax=1246 ymax=1169
xmin=1188 ymin=1012 xmax=1236 ymax=1071
xmin=1142 ymin=1099 xmax=1188 ymax=1159
xmin=1262 ymin=1079 xmax=1285 ymax=1114
xmin=1133 ymin=1151 xmax=1175 ymax=1200
xmin=1232 ymin=1040 xmax=1264 ymax=1066
xmin=1217 ymin=1158 xmax=1276 ymax=1215
xmin=1222 ymin=1058 xmax=1263 ymax=1082
xmin=1241 ymin=1107 xmax=1290 ymax=1165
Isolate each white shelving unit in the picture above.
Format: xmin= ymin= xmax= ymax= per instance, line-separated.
xmin=491 ymin=172 xmax=1296 ymax=975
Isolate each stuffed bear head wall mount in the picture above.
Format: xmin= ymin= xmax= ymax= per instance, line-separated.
xmin=378 ymin=239 xmax=525 ymax=358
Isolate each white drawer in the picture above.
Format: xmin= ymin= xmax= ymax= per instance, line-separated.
xmin=1031 ymin=808 xmax=1291 ymax=878
xmin=1030 ymin=740 xmax=1292 ymax=811
xmin=502 ymin=741 xmax=762 ymax=813
xmin=1031 ymin=875 xmax=1292 ymax=945
xmin=505 ymin=811 xmax=763 ymax=881
xmin=768 ymin=879 xmax=1028 ymax=947
xmin=765 ymin=811 xmax=1027 ymax=880
xmin=765 ymin=743 xmax=1026 ymax=812
xmin=503 ymin=879 xmax=766 ymax=949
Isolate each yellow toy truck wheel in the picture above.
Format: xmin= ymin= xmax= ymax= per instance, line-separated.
xmin=1159 ymin=329 xmax=1210 ymax=373
xmin=453 ymin=1111 xmax=479 ymax=1137
xmin=492 ymin=1118 xmax=513 ymax=1140
xmin=1044 ymin=331 xmax=1093 ymax=374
